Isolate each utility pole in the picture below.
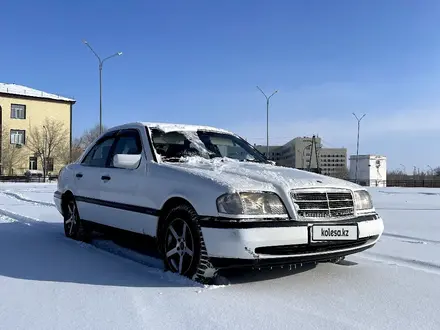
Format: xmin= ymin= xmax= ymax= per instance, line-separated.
xmin=257 ymin=86 xmax=278 ymax=158
xmin=83 ymin=40 xmax=123 ymax=134
xmin=307 ymin=136 xmax=321 ymax=173
xmin=352 ymin=113 xmax=366 ymax=184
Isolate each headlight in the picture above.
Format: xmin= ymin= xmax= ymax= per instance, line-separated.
xmin=216 ymin=192 xmax=288 ymax=216
xmin=353 ymin=190 xmax=373 ymax=210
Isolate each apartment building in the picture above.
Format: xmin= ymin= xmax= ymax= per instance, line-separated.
xmin=319 ymin=148 xmax=347 ymax=176
xmin=0 ymin=83 xmax=75 ymax=175
xmin=254 ymin=136 xmax=347 ymax=177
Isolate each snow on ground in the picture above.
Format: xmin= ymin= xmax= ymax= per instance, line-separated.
xmin=0 ymin=183 xmax=440 ymax=330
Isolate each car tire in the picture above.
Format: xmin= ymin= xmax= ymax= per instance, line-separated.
xmin=63 ymin=196 xmax=92 ymax=242
xmin=159 ymin=204 xmax=216 ymax=284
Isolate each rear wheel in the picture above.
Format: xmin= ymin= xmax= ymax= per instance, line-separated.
xmin=63 ymin=196 xmax=91 ymax=242
xmin=159 ymin=204 xmax=216 ymax=283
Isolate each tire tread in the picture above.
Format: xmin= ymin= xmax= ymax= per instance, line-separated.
xmin=161 ymin=204 xmax=217 ymax=283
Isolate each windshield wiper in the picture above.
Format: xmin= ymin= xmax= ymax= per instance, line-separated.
xmin=240 ymin=158 xmax=264 ymax=163
xmin=160 ymin=157 xmax=184 ymax=163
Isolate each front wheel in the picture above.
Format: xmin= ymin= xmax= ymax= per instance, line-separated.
xmin=63 ymin=197 xmax=91 ymax=242
xmin=159 ymin=204 xmax=216 ymax=283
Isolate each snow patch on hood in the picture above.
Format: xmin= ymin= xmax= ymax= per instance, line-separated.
xmin=163 ymin=156 xmax=362 ymax=192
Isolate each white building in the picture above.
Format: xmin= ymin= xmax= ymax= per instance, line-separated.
xmin=255 ymin=136 xmax=347 ymax=176
xmin=349 ymin=155 xmax=387 ymax=187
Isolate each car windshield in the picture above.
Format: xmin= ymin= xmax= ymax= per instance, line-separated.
xmin=149 ymin=127 xmax=269 ymax=163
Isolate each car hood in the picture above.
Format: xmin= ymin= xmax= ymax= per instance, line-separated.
xmin=163 ymin=158 xmax=361 ymax=192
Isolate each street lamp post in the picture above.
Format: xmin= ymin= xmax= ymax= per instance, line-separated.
xmin=42 ymin=125 xmax=49 ymax=182
xmin=352 ymin=113 xmax=366 ymax=184
xmin=83 ymin=40 xmax=123 ymax=134
xmin=256 ymin=86 xmax=278 ymax=158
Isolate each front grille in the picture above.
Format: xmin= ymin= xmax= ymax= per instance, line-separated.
xmin=291 ymin=188 xmax=355 ymax=220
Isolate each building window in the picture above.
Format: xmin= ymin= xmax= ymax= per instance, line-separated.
xmin=10 ymin=129 xmax=25 ymax=145
xmin=11 ymin=104 xmax=26 ymax=119
xmin=45 ymin=157 xmax=54 ymax=172
xmin=29 ymin=157 xmax=38 ymax=170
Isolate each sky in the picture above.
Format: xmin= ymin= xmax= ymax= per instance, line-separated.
xmin=1 ymin=0 xmax=439 ymax=172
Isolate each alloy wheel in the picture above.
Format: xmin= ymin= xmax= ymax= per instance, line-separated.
xmin=64 ymin=200 xmax=78 ymax=237
xmin=164 ymin=218 xmax=195 ymax=275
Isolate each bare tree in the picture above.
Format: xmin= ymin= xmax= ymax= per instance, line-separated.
xmin=26 ymin=118 xmax=69 ymax=181
xmin=67 ymin=124 xmax=107 ymax=163
xmin=1 ymin=124 xmax=25 ymax=175
xmin=387 ymin=169 xmax=408 ymax=181
xmin=56 ymin=124 xmax=108 ymax=166
xmin=70 ymin=137 xmax=85 ymax=163
xmin=58 ymin=139 xmax=78 ymax=165
xmin=78 ymin=124 xmax=107 ymax=150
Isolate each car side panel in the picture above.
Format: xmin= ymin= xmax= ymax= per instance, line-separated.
xmin=71 ymin=164 xmax=105 ymax=222
xmin=97 ymin=158 xmax=158 ymax=236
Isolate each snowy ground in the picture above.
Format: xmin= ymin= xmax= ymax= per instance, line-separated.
xmin=0 ymin=183 xmax=440 ymax=330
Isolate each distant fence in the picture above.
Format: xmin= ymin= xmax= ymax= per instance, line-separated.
xmin=0 ymin=175 xmax=58 ymax=183
xmin=344 ymin=179 xmax=440 ymax=188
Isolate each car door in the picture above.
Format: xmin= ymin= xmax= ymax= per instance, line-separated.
xmin=73 ymin=131 xmax=118 ymax=224
xmin=97 ymin=128 xmax=157 ymax=236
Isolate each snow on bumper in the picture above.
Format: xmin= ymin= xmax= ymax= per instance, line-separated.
xmin=200 ymin=214 xmax=384 ymax=260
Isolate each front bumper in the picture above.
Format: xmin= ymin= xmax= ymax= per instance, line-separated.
xmin=53 ymin=191 xmax=63 ymax=215
xmin=199 ymin=213 xmax=384 ymax=267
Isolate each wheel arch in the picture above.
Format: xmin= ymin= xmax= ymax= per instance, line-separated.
xmin=60 ymin=190 xmax=75 ymax=216
xmin=156 ymin=196 xmax=197 ymax=241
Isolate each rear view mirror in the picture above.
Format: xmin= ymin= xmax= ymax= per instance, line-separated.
xmin=113 ymin=154 xmax=141 ymax=169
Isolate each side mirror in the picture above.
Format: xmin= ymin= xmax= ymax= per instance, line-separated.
xmin=113 ymin=154 xmax=141 ymax=169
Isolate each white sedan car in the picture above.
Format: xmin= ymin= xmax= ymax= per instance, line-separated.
xmin=54 ymin=122 xmax=384 ymax=283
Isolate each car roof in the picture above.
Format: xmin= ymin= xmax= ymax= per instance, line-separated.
xmin=107 ymin=122 xmax=234 ymax=135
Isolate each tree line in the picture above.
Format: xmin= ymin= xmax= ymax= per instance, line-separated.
xmin=387 ymin=168 xmax=440 ymax=180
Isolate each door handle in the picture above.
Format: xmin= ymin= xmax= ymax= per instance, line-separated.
xmin=101 ymin=175 xmax=111 ymax=181
xmin=76 ymin=173 xmax=83 ymax=178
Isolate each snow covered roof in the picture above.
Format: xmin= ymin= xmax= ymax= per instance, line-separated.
xmin=0 ymin=83 xmax=75 ymax=103
xmin=141 ymin=122 xmax=233 ymax=134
